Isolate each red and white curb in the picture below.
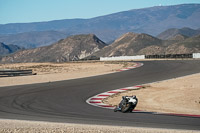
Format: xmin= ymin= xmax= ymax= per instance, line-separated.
xmin=117 ymin=63 xmax=143 ymax=71
xmin=86 ymin=86 xmax=142 ymax=109
xmin=86 ymin=85 xmax=200 ymax=118
xmin=86 ymin=62 xmax=144 ymax=109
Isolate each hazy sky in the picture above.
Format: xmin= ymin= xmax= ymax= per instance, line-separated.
xmin=0 ymin=0 xmax=200 ymax=24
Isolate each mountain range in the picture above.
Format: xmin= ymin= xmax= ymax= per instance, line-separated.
xmin=1 ymin=32 xmax=200 ymax=63
xmin=0 ymin=4 xmax=200 ymax=48
xmin=91 ymin=33 xmax=200 ymax=57
xmin=0 ymin=34 xmax=106 ymax=63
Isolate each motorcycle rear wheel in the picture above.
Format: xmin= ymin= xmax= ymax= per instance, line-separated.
xmin=121 ymin=103 xmax=131 ymax=113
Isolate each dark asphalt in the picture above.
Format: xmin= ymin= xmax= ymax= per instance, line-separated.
xmin=0 ymin=60 xmax=200 ymax=130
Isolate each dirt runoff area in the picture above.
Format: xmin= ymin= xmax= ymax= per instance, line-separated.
xmin=105 ymin=73 xmax=200 ymax=115
xmin=0 ymin=119 xmax=199 ymax=133
xmin=0 ymin=61 xmax=134 ymax=87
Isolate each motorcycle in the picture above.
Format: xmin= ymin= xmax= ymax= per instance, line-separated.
xmin=114 ymin=95 xmax=138 ymax=113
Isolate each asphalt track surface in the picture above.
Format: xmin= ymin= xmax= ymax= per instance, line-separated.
xmin=0 ymin=60 xmax=200 ymax=130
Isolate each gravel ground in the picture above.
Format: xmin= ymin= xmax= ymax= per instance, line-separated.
xmin=0 ymin=61 xmax=134 ymax=87
xmin=0 ymin=119 xmax=199 ymax=133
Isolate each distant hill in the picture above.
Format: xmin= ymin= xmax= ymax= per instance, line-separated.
xmin=0 ymin=42 xmax=22 ymax=56
xmin=172 ymin=34 xmax=200 ymax=50
xmin=0 ymin=34 xmax=106 ymax=63
xmin=0 ymin=4 xmax=200 ymax=44
xmin=167 ymin=34 xmax=188 ymax=41
xmin=157 ymin=27 xmax=200 ymax=40
xmin=91 ymin=32 xmax=163 ymax=57
xmin=0 ymin=30 xmax=68 ymax=48
xmin=91 ymin=32 xmax=200 ymax=57
xmin=159 ymin=35 xmax=200 ymax=54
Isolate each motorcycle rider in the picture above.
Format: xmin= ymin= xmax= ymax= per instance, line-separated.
xmin=114 ymin=95 xmax=138 ymax=112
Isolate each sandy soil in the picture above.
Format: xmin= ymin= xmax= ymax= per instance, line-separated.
xmin=0 ymin=61 xmax=133 ymax=87
xmin=0 ymin=119 xmax=198 ymax=133
xmin=105 ymin=73 xmax=200 ymax=115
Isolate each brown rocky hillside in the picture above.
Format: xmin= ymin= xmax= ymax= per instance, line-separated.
xmin=91 ymin=32 xmax=200 ymax=57
xmin=91 ymin=32 xmax=164 ymax=57
xmin=157 ymin=27 xmax=200 ymax=40
xmin=165 ymin=35 xmax=200 ymax=54
xmin=0 ymin=34 xmax=106 ymax=63
xmin=168 ymin=34 xmax=188 ymax=41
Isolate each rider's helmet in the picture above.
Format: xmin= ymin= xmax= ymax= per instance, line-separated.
xmin=132 ymin=95 xmax=136 ymax=99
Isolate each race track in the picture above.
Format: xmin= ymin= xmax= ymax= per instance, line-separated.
xmin=0 ymin=60 xmax=200 ymax=130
